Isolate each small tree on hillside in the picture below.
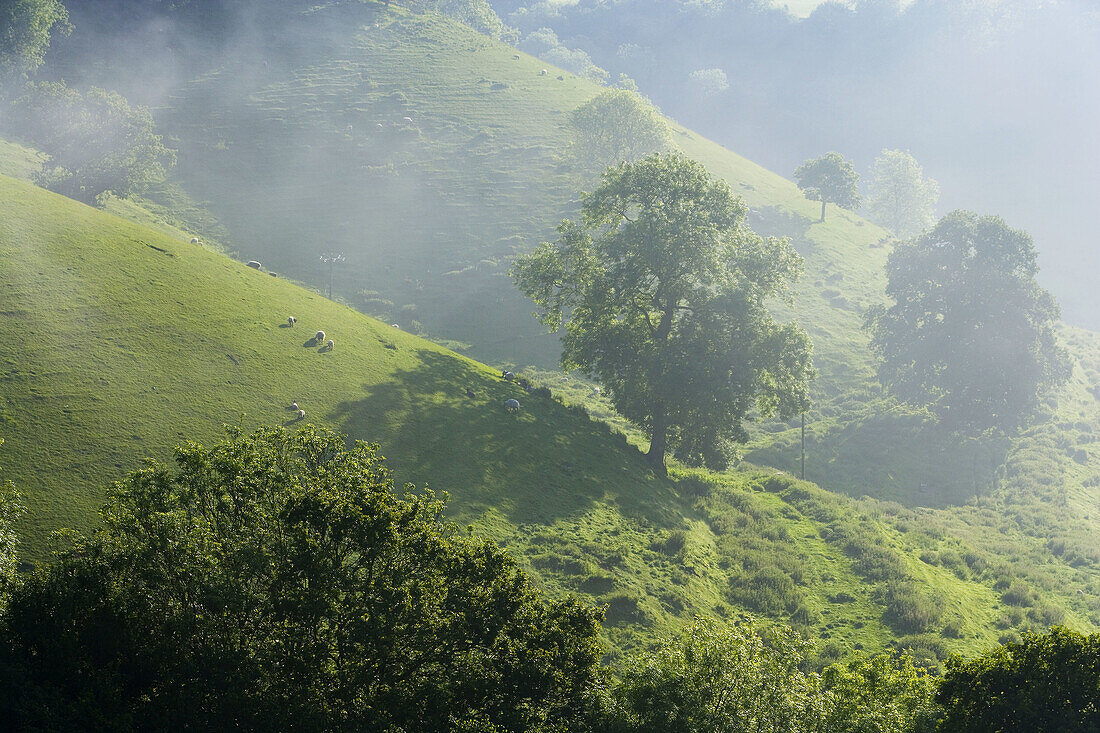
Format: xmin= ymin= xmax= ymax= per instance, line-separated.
xmin=865 ymin=210 xmax=1071 ymax=433
xmin=513 ymin=153 xmax=814 ymax=475
xmin=866 ymin=149 xmax=939 ymax=239
xmin=569 ymin=87 xmax=669 ymax=171
xmin=794 ymin=151 xmax=861 ymax=222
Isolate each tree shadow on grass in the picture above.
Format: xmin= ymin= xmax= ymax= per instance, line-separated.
xmin=330 ymin=349 xmax=679 ymax=528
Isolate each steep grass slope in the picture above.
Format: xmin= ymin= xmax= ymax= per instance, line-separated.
xmin=8 ymin=171 xmax=1092 ymax=661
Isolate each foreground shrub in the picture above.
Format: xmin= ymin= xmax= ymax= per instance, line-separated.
xmin=0 ymin=426 xmax=603 ymax=732
xmin=937 ymin=626 xmax=1100 ymax=732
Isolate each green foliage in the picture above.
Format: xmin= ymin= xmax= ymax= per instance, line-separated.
xmin=608 ymin=617 xmax=826 ymax=732
xmin=793 ymin=151 xmax=861 ymax=221
xmin=937 ymin=626 xmax=1100 ymax=732
xmin=513 ymin=152 xmax=813 ymax=473
xmin=607 ymin=617 xmax=938 ymax=732
xmin=5 ymin=81 xmax=176 ymax=202
xmin=435 ymin=0 xmax=507 ymax=39
xmin=0 ymin=0 xmax=69 ymax=92
xmin=865 ymin=211 xmax=1072 ymax=433
xmin=569 ymin=88 xmax=669 ymax=170
xmin=0 ymin=425 xmax=604 ymax=731
xmin=866 ymin=149 xmax=939 ymax=239
xmin=821 ymin=653 xmax=939 ymax=733
xmin=879 ymin=581 xmax=944 ymax=635
xmin=0 ymin=442 xmax=23 ymax=607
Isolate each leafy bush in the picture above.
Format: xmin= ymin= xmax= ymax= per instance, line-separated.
xmin=5 ymin=81 xmax=176 ymax=202
xmin=880 ymin=581 xmax=944 ymax=634
xmin=0 ymin=426 xmax=602 ymax=731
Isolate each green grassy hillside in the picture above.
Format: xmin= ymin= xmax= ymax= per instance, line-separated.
xmin=8 ymin=171 xmax=1098 ymax=662
xmin=4 ymin=0 xmax=1100 ymax=661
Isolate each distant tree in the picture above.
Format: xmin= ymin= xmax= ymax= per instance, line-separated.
xmin=866 ymin=149 xmax=939 ymax=239
xmin=569 ymin=88 xmax=669 ymax=170
xmin=7 ymin=81 xmax=176 ymax=202
xmin=0 ymin=426 xmax=604 ymax=731
xmin=687 ymin=67 xmax=729 ymax=96
xmin=0 ymin=0 xmax=70 ymax=94
xmin=936 ymin=626 xmax=1100 ymax=732
xmin=794 ymin=151 xmax=861 ymax=222
xmin=520 ymin=27 xmax=608 ymax=83
xmin=865 ymin=211 xmax=1071 ymax=433
xmin=513 ymin=153 xmax=813 ymax=474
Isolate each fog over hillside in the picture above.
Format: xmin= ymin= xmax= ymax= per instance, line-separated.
xmin=494 ymin=0 xmax=1100 ymax=328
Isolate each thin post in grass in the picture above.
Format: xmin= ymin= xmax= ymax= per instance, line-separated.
xmin=800 ymin=412 xmax=806 ymax=480
xmin=320 ymin=253 xmax=346 ymax=300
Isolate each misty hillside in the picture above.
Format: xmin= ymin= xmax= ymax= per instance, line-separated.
xmin=3 ymin=0 xmax=1100 ymax=662
xmin=491 ymin=0 xmax=1100 ymax=331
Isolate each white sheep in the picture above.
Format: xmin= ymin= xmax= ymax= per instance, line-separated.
xmin=190 ymin=237 xmax=201 ymax=244
xmin=297 ymin=409 xmax=306 ymax=419
xmin=539 ymin=69 xmax=548 ymax=75
xmin=504 ymin=398 xmax=520 ymax=412
xmin=291 ymin=402 xmax=299 ymax=410
xmin=288 ymin=316 xmax=297 ymax=326
xmin=247 ymin=260 xmax=262 ymax=269
xmin=391 ymin=323 xmax=400 ymax=329
xmin=315 ymin=330 xmax=326 ymax=342
xmin=403 ymin=116 xmax=413 ymax=124
xmin=326 ymin=339 xmax=334 ymax=349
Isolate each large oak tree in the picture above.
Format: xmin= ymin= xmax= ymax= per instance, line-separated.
xmin=513 ymin=152 xmax=813 ymax=474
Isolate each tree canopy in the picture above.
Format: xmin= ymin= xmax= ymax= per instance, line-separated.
xmin=0 ymin=0 xmax=69 ymax=93
xmin=936 ymin=626 xmax=1100 ymax=732
xmin=865 ymin=210 xmax=1071 ymax=432
xmin=866 ymin=149 xmax=939 ymax=239
xmin=607 ymin=617 xmax=938 ymax=733
xmin=570 ymin=88 xmax=669 ymax=171
xmin=0 ymin=425 xmax=603 ymax=731
xmin=794 ymin=151 xmax=861 ymax=222
xmin=513 ymin=152 xmax=813 ymax=474
xmin=6 ymin=81 xmax=176 ymax=202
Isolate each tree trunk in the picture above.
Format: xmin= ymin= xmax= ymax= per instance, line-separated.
xmin=820 ymin=199 xmax=827 ymax=222
xmin=646 ymin=404 xmax=668 ymax=477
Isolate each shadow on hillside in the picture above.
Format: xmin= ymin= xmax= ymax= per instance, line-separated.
xmin=331 ymin=349 xmax=678 ymax=528
xmin=746 ymin=408 xmax=1014 ymax=508
xmin=751 ymin=205 xmax=814 ymax=244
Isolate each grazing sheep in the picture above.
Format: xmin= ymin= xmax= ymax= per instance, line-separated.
xmin=403 ymin=116 xmax=413 ymax=124
xmin=247 ymin=260 xmax=262 ymax=269
xmin=297 ymin=409 xmax=306 ymax=419
xmin=190 ymin=237 xmax=201 ymax=244
xmin=591 ymin=386 xmax=601 ymax=396
xmin=326 ymin=339 xmax=334 ymax=349
xmin=315 ymin=330 xmax=326 ymax=342
xmin=503 ymin=371 xmax=515 ymax=382
xmin=291 ymin=402 xmax=299 ymax=410
xmin=288 ymin=316 xmax=297 ymax=326
xmin=504 ymin=398 xmax=520 ymax=412
xmin=270 ymin=272 xmax=278 ymax=277
xmin=539 ymin=69 xmax=548 ymax=75
xmin=391 ymin=323 xmax=400 ymax=329
xmin=375 ymin=122 xmax=385 ymax=130
xmin=513 ymin=54 xmax=520 ymax=59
